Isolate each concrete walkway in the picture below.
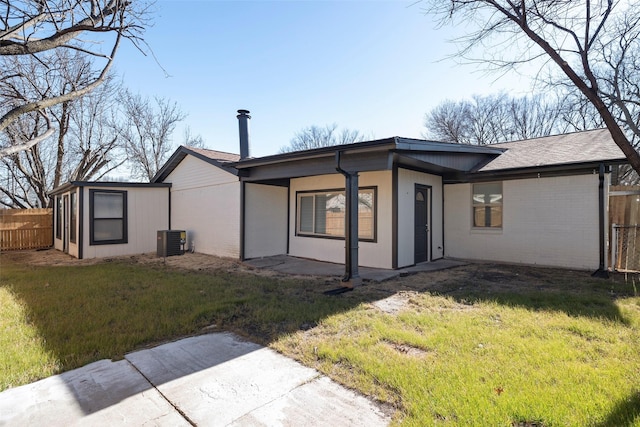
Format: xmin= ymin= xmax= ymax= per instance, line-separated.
xmin=0 ymin=333 xmax=390 ymax=426
xmin=245 ymin=255 xmax=466 ymax=282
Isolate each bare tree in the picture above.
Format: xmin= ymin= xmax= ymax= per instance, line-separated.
xmin=0 ymin=51 xmax=124 ymax=208
xmin=280 ymin=124 xmax=368 ymax=153
xmin=114 ymin=90 xmax=186 ymax=181
xmin=0 ymin=113 xmax=51 ymax=207
xmin=423 ymin=0 xmax=640 ymax=176
xmin=0 ymin=0 xmax=149 ymax=157
xmin=424 ymin=99 xmax=472 ymax=144
xmin=64 ymin=72 xmax=124 ymax=183
xmin=468 ymin=93 xmax=510 ymax=144
xmin=425 ymin=93 xmax=566 ymax=144
xmin=506 ymin=94 xmax=568 ymax=139
xmin=559 ymin=90 xmax=605 ymax=133
xmin=182 ymin=126 xmax=205 ymax=149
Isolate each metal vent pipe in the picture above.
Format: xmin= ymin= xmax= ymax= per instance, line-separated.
xmin=237 ymin=109 xmax=251 ymax=160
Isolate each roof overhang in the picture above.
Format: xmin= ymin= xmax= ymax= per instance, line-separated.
xmin=152 ymin=146 xmax=239 ymax=183
xmin=50 ymin=181 xmax=171 ymax=196
xmin=443 ymin=158 xmax=629 ymax=183
xmin=233 ymin=137 xmax=503 ymax=182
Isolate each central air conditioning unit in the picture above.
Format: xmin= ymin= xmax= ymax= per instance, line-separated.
xmin=157 ymin=230 xmax=186 ymax=257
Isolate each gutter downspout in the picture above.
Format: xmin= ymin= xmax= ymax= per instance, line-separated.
xmin=592 ymin=163 xmax=609 ymax=278
xmin=336 ymin=151 xmax=361 ymax=288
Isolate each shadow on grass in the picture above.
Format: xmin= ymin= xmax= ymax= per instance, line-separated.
xmin=594 ymin=392 xmax=640 ymax=427
xmin=413 ymin=264 xmax=637 ymax=325
xmin=0 ymin=255 xmax=392 ymax=378
xmin=0 ymin=254 xmax=397 ymax=419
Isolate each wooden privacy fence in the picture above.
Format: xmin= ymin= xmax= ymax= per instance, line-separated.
xmin=609 ymin=185 xmax=640 ymax=272
xmin=0 ymin=208 xmax=53 ymax=251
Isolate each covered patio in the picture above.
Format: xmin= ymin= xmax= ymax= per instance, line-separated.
xmin=244 ymin=255 xmax=466 ymax=283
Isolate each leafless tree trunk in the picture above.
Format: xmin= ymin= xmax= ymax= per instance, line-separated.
xmin=0 ymin=0 xmax=149 ymax=157
xmin=424 ymin=0 xmax=640 ymax=175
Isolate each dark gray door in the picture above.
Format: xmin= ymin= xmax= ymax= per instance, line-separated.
xmin=414 ymin=185 xmax=431 ymax=264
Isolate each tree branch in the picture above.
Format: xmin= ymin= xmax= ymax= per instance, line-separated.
xmin=0 ymin=113 xmax=55 ymax=157
xmin=0 ymin=1 xmax=132 ymax=56
xmin=0 ymin=28 xmax=121 ymax=140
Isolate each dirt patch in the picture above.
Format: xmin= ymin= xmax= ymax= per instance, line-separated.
xmin=3 ymin=249 xmax=636 ymax=298
xmin=393 ymin=262 xmax=605 ymax=294
xmin=0 ymin=249 xmax=337 ymax=282
xmin=382 ymin=340 xmax=432 ymax=358
xmin=372 ymin=292 xmax=413 ymax=314
xmin=0 ymin=249 xmax=259 ymax=274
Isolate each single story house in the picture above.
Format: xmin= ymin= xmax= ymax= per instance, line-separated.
xmin=51 ymin=111 xmax=627 ymax=279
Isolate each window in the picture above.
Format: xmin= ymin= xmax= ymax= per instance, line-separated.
xmin=55 ymin=196 xmax=63 ymax=240
xmin=70 ymin=191 xmax=77 ymax=243
xmin=472 ymin=182 xmax=502 ymax=228
xmin=296 ymin=188 xmax=376 ymax=241
xmin=90 ymin=190 xmax=127 ymax=245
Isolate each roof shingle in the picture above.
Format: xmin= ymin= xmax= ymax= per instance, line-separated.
xmin=185 ymin=147 xmax=240 ymax=163
xmin=478 ymin=128 xmax=626 ymax=172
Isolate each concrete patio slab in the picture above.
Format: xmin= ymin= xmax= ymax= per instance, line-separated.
xmin=0 ymin=333 xmax=391 ymax=426
xmin=125 ymin=334 xmax=319 ymax=426
xmin=127 ymin=334 xmax=389 ymax=426
xmin=231 ymin=375 xmax=390 ymax=427
xmin=0 ymin=359 xmax=188 ymax=427
xmin=245 ymin=255 xmax=466 ymax=282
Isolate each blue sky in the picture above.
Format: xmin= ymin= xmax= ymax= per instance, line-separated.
xmin=114 ymin=0 xmax=534 ymax=157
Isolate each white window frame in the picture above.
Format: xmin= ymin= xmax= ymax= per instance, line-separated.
xmin=472 ymin=182 xmax=503 ymax=228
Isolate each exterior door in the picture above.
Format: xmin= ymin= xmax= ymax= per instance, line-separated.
xmin=414 ymin=184 xmax=431 ymax=264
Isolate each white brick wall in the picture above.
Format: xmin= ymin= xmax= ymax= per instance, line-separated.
xmin=444 ymin=174 xmax=603 ymax=269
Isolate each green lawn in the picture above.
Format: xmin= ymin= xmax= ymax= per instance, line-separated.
xmin=0 ymin=255 xmax=362 ymax=388
xmin=1 ymin=252 xmax=639 ymax=426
